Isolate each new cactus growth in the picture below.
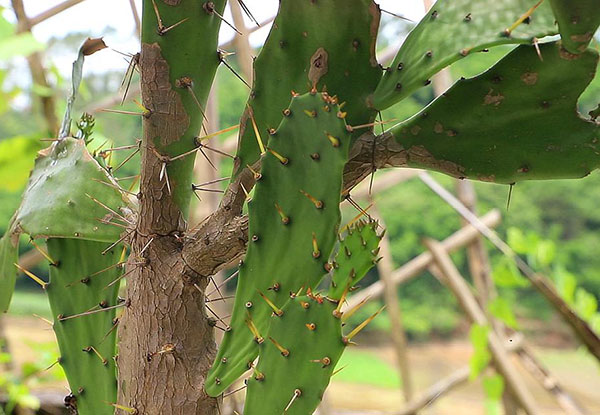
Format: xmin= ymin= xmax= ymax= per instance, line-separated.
xmin=329 ymin=219 xmax=381 ymax=300
xmin=46 ymin=239 xmax=122 ymax=415
xmin=206 ymin=91 xmax=353 ymax=396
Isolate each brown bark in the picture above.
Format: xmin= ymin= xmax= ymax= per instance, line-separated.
xmin=117 ymin=42 xmax=219 ymax=415
xmin=228 ymin=0 xmax=254 ymax=81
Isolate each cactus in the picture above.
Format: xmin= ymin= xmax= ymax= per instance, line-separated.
xmin=232 ymin=0 xmax=381 ymax=177
xmin=373 ymin=0 xmax=558 ymax=109
xmin=549 ymin=0 xmax=600 ymax=54
xmin=328 ymin=219 xmax=380 ymax=300
xmin=0 ymin=232 xmax=18 ymax=312
xmin=244 ymin=221 xmax=382 ymax=415
xmin=206 ymin=91 xmax=353 ymax=396
xmin=14 ymin=137 xmax=129 ymax=242
xmin=3 ymin=1 xmax=600 ymax=414
xmin=46 ymin=238 xmax=122 ymax=415
xmin=243 ymin=294 xmax=345 ymax=415
xmin=384 ymin=42 xmax=600 ymax=184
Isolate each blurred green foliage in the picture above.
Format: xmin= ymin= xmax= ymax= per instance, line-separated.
xmin=0 ymin=339 xmax=64 ymax=414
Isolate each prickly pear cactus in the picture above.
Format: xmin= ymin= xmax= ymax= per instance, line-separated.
xmin=0 ymin=134 xmax=131 ymax=413
xmin=0 ymin=232 xmax=18 ymax=312
xmin=14 ymin=137 xmax=129 ymax=242
xmin=244 ymin=221 xmax=382 ymax=415
xmin=0 ymin=137 xmax=129 ymax=312
xmin=387 ymin=42 xmax=600 ymax=183
xmin=329 ymin=219 xmax=380 ymax=300
xmin=243 ymin=293 xmax=345 ymax=415
xmin=549 ymin=0 xmax=600 ymax=54
xmin=46 ymin=238 xmax=122 ymax=415
xmin=206 ymin=92 xmax=352 ymax=396
xmin=373 ymin=0 xmax=558 ymax=109
xmin=233 ymin=0 xmax=381 ymax=176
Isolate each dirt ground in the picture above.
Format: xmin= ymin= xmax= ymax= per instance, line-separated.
xmin=3 ymin=315 xmax=600 ymax=414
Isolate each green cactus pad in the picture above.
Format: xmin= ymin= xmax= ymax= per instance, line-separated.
xmin=46 ymin=238 xmax=121 ymax=415
xmin=373 ymin=0 xmax=558 ymax=110
xmin=549 ymin=0 xmax=600 ymax=54
xmin=328 ymin=219 xmax=380 ymax=300
xmin=139 ymin=0 xmax=226 ymax=216
xmin=232 ymin=0 xmax=381 ymax=177
xmin=387 ymin=42 xmax=600 ymax=184
xmin=0 ymin=232 xmax=18 ymax=312
xmin=14 ymin=137 xmax=130 ymax=242
xmin=206 ymin=92 xmax=352 ymax=396
xmin=244 ymin=294 xmax=345 ymax=415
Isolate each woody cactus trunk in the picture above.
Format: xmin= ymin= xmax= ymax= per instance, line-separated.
xmin=1 ymin=0 xmax=599 ymax=414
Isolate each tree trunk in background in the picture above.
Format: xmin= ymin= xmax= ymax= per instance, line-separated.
xmin=372 ymin=207 xmax=415 ymax=407
xmin=117 ymin=1 xmax=226 ymax=413
xmin=229 ymin=0 xmax=254 ymax=82
xmin=11 ymin=0 xmax=59 ymax=136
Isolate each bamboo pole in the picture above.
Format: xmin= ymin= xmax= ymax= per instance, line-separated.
xmin=393 ymin=335 xmax=524 ymax=415
xmin=419 ymin=171 xmax=600 ymax=362
xmin=424 ymin=239 xmax=541 ymax=415
xmin=372 ymin=207 xmax=415 ymax=406
xmin=229 ymin=0 xmax=254 ymax=82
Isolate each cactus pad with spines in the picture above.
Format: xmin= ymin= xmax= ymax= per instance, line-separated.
xmin=244 ymin=294 xmax=345 ymax=415
xmin=329 ymin=219 xmax=380 ymax=300
xmin=206 ymin=92 xmax=352 ymax=396
xmin=14 ymin=137 xmax=129 ymax=242
xmin=0 ymin=233 xmax=18 ymax=312
xmin=373 ymin=0 xmax=558 ymax=110
xmin=549 ymin=0 xmax=600 ymax=54
xmin=387 ymin=42 xmax=600 ymax=184
xmin=233 ymin=0 xmax=381 ymax=177
xmin=46 ymin=238 xmax=121 ymax=415
xmin=244 ymin=230 xmax=381 ymax=415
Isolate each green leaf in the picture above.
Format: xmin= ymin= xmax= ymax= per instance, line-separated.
xmin=574 ymin=288 xmax=598 ymax=320
xmin=385 ymin=42 xmax=600 ymax=184
xmin=492 ymin=256 xmax=529 ymax=288
xmin=469 ymin=324 xmax=491 ymax=379
xmin=483 ymin=373 xmax=505 ymax=400
xmin=535 ymin=239 xmax=556 ymax=267
xmin=0 ymin=135 xmax=44 ymax=192
xmin=554 ymin=267 xmax=577 ymax=305
xmin=0 ymin=33 xmax=44 ymax=61
xmin=506 ymin=227 xmax=535 ymax=255
xmin=488 ymin=297 xmax=519 ymax=329
xmin=31 ymin=83 xmax=54 ymax=97
xmin=373 ymin=0 xmax=557 ymax=109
